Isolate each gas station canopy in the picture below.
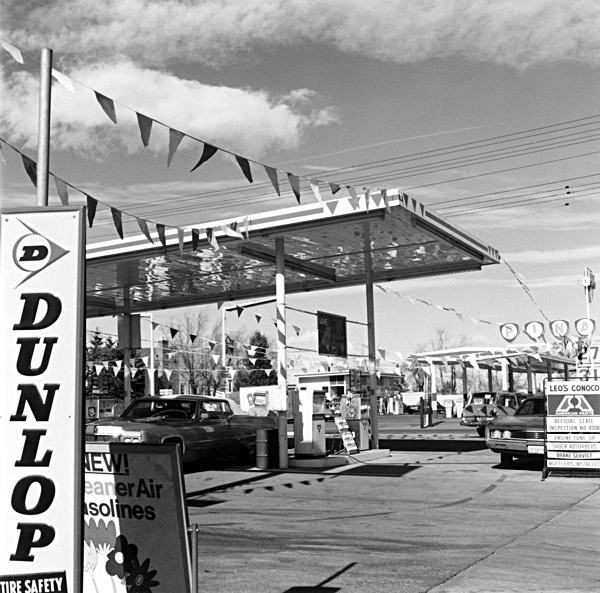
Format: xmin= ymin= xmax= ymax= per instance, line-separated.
xmin=85 ymin=189 xmax=501 ymax=318
xmin=408 ymin=346 xmax=574 ymax=375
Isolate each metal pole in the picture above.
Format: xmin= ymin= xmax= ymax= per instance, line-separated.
xmin=221 ymin=306 xmax=227 ymax=390
xmin=36 ymin=48 xmax=52 ymax=206
xmin=189 ymin=524 xmax=199 ymax=592
xmin=362 ymin=222 xmax=379 ymax=448
xmin=275 ymin=237 xmax=289 ymax=468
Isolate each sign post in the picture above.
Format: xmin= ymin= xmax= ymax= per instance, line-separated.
xmin=1 ymin=207 xmax=86 ymax=593
xmin=544 ymin=379 xmax=600 ymax=479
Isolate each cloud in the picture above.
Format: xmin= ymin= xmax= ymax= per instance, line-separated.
xmin=502 ymin=244 xmax=600 ymax=265
xmin=0 ymin=60 xmax=339 ymax=156
xmin=4 ymin=0 xmax=600 ymax=69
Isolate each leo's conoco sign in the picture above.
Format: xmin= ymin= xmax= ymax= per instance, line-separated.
xmin=0 ymin=208 xmax=85 ymax=593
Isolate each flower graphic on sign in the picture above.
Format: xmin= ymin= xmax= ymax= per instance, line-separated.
xmin=125 ymin=557 xmax=160 ymax=593
xmin=106 ymin=535 xmax=139 ymax=579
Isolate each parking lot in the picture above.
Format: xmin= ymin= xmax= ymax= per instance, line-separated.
xmin=184 ymin=415 xmax=600 ymax=593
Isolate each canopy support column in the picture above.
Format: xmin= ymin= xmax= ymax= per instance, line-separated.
xmin=275 ymin=237 xmax=289 ymax=469
xmin=487 ymin=368 xmax=493 ymax=391
xmin=363 ymin=222 xmax=379 ymax=448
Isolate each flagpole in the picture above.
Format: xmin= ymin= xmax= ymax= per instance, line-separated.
xmin=36 ymin=48 xmax=52 ymax=206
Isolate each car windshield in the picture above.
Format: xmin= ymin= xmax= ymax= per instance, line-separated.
xmin=121 ymin=399 xmax=198 ymax=419
xmin=516 ymin=398 xmax=545 ymax=416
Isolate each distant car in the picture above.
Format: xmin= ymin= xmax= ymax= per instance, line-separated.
xmin=461 ymin=391 xmax=527 ymax=437
xmin=85 ymin=395 xmax=277 ymax=465
xmin=485 ymin=395 xmax=545 ymax=468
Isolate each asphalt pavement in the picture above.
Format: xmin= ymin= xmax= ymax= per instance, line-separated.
xmin=184 ymin=414 xmax=600 ymax=593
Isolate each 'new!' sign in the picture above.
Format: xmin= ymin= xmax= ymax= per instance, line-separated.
xmin=0 ymin=208 xmax=85 ymax=593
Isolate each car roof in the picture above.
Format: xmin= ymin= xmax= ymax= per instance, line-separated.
xmin=134 ymin=395 xmax=225 ymax=402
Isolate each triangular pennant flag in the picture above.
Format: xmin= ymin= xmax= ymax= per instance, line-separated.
xmin=211 ymin=354 xmax=221 ymax=364
xmin=51 ymin=69 xmax=74 ymax=93
xmin=206 ymin=228 xmax=219 ymax=250
xmin=111 ymin=207 xmax=124 ymax=239
xmin=136 ymin=112 xmax=153 ymax=147
xmin=102 ymin=361 xmax=110 ymax=370
xmin=164 ymin=369 xmax=173 ymax=380
xmin=235 ymin=155 xmax=253 ymax=183
xmin=112 ymin=366 xmax=120 ymax=377
xmin=309 ymin=179 xmax=323 ymax=203
xmin=381 ymin=189 xmax=391 ymax=213
xmin=131 ymin=368 xmax=138 ymax=379
xmin=177 ymin=228 xmax=184 ymax=255
xmin=287 ymin=173 xmax=301 ymax=203
xmin=191 ymin=228 xmax=200 ymax=251
xmin=371 ymin=191 xmax=382 ymax=207
xmin=115 ymin=360 xmax=123 ymax=369
xmin=86 ymin=196 xmax=98 ymax=228
xmin=136 ymin=217 xmax=154 ymax=243
xmin=170 ymin=327 xmax=179 ymax=339
xmin=95 ymin=92 xmax=117 ymax=124
xmin=378 ymin=349 xmax=386 ymax=359
xmin=329 ymin=183 xmax=341 ymax=195
xmin=325 ymin=201 xmax=338 ymax=215
xmin=167 ymin=128 xmax=184 ymax=167
xmin=249 ymin=358 xmax=257 ymax=366
xmin=167 ymin=352 xmax=177 ymax=360
xmin=190 ymin=143 xmax=218 ymax=172
xmin=347 ymin=187 xmax=360 ymax=210
xmin=94 ymin=364 xmax=103 ymax=375
xmin=208 ymin=340 xmax=216 ymax=350
xmin=142 ymin=356 xmax=149 ymax=367
xmin=1 ymin=40 xmax=23 ymax=63
xmin=220 ymin=223 xmax=244 ymax=239
xmin=21 ymin=154 xmax=37 ymax=187
xmin=293 ymin=326 xmax=301 ymax=336
xmin=189 ymin=334 xmax=197 ymax=343
xmin=364 ymin=188 xmax=371 ymax=211
xmin=255 ymin=313 xmax=262 ymax=324
xmin=264 ymin=166 xmax=280 ymax=195
xmin=54 ymin=176 xmax=69 ymax=205
xmin=236 ymin=306 xmax=244 ymax=318
xmin=156 ymin=223 xmax=166 ymax=247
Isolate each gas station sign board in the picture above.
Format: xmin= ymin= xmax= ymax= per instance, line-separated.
xmin=0 ymin=208 xmax=85 ymax=592
xmin=544 ymin=379 xmax=600 ymax=476
xmin=317 ymin=311 xmax=347 ymax=357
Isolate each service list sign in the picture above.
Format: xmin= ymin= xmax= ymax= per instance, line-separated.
xmin=545 ymin=380 xmax=600 ymax=471
xmin=0 ymin=209 xmax=85 ymax=593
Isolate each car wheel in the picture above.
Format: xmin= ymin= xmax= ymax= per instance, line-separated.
xmin=500 ymin=453 xmax=513 ymax=468
xmin=476 ymin=426 xmax=486 ymax=438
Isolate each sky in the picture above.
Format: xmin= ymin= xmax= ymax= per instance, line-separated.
xmin=1 ymin=0 xmax=600 ymax=364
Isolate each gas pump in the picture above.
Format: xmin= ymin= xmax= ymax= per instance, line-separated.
xmin=346 ymin=392 xmax=371 ymax=451
xmin=292 ymin=389 xmax=327 ymax=457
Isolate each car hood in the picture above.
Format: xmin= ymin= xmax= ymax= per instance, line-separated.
xmin=86 ymin=417 xmax=184 ymax=431
xmin=487 ymin=414 xmax=543 ymax=430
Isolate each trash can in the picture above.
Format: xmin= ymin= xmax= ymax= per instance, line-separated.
xmin=256 ymin=428 xmax=279 ymax=470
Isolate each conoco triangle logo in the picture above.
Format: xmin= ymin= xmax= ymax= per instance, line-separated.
xmin=555 ymin=395 xmax=594 ymax=415
xmin=12 ymin=218 xmax=69 ymax=287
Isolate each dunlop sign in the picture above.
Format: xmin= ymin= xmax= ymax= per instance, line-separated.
xmin=0 ymin=208 xmax=85 ymax=593
xmin=545 ymin=379 xmax=600 ymax=475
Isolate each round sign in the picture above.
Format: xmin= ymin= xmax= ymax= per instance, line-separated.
xmin=575 ymin=318 xmax=596 ymax=337
xmin=524 ymin=321 xmax=544 ymax=341
xmin=500 ymin=323 xmax=519 ymax=343
xmin=549 ymin=319 xmax=569 ymax=339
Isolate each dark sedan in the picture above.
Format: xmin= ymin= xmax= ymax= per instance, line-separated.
xmin=85 ymin=395 xmax=277 ymax=465
xmin=485 ymin=395 xmax=545 ymax=467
